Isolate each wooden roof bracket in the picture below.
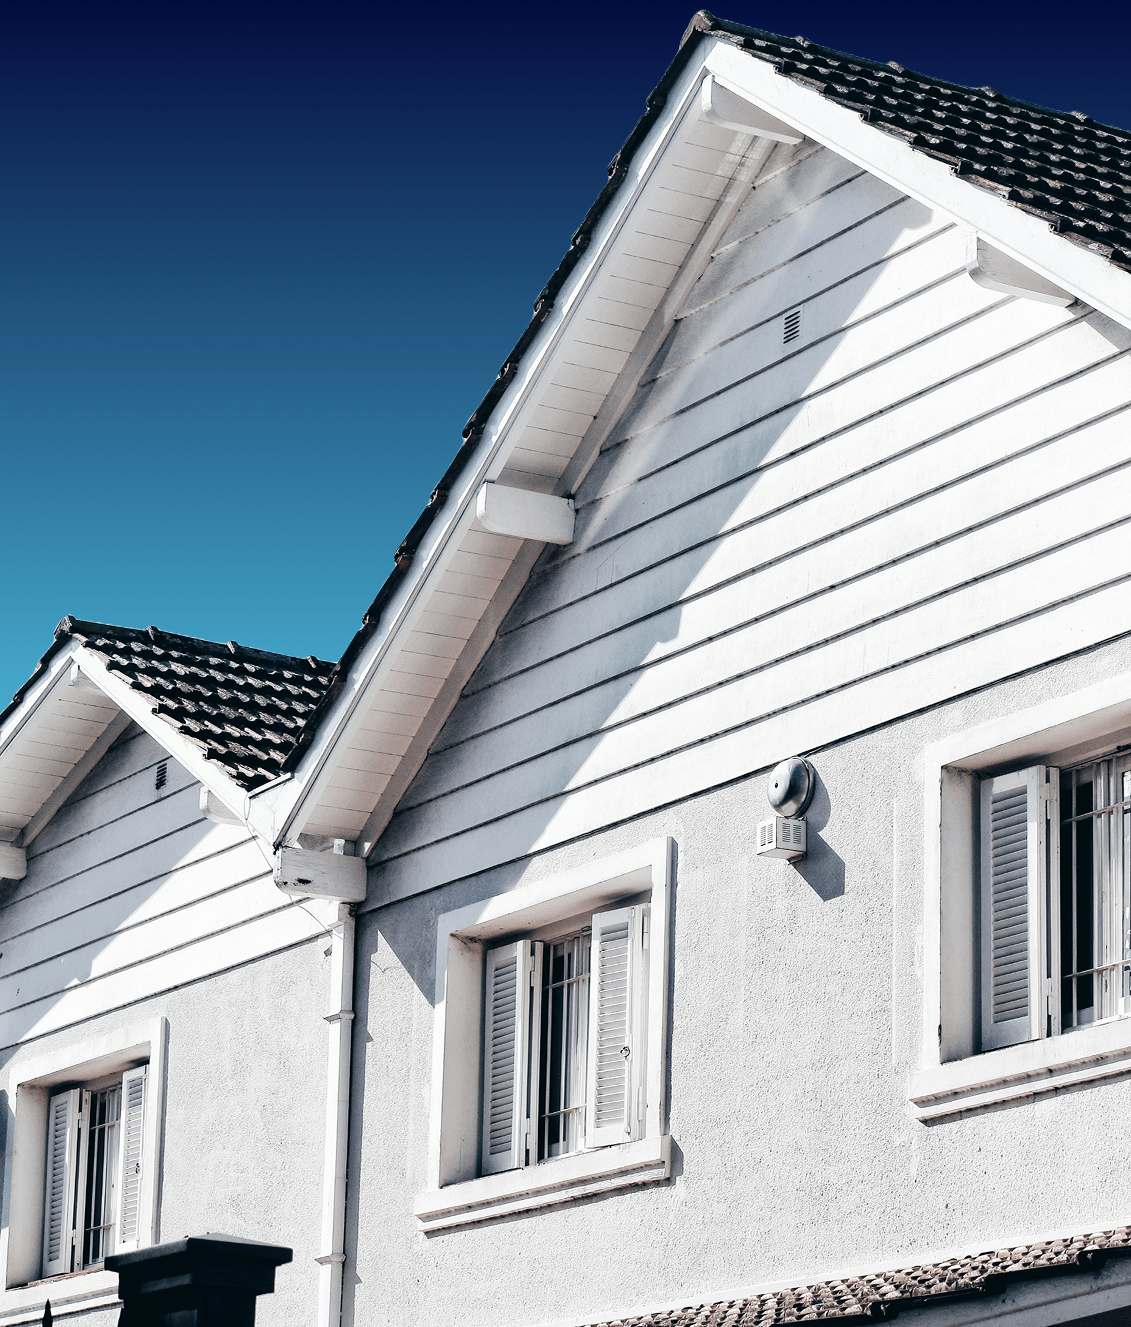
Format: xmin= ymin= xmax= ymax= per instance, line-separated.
xmin=966 ymin=231 xmax=1074 ymax=306
xmin=699 ymin=73 xmax=804 ymax=143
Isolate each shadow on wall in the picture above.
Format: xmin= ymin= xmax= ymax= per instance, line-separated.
xmin=374 ymin=163 xmax=939 ymax=1002
xmin=0 ymin=752 xmax=224 ymax=1052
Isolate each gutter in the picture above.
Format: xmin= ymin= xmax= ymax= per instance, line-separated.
xmin=315 ymin=902 xmax=356 ymax=1327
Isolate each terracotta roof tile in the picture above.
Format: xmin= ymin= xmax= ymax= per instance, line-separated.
xmin=583 ymin=1225 xmax=1131 ymax=1326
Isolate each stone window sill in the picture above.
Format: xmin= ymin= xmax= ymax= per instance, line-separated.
xmin=0 ymin=1269 xmax=118 ymax=1324
xmin=414 ymin=1134 xmax=671 ymax=1232
xmin=910 ymin=1017 xmax=1131 ymax=1121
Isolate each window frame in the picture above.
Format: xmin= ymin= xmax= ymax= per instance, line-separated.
xmin=1 ymin=1017 xmax=166 ymax=1314
xmin=416 ymin=838 xmax=672 ymax=1232
xmin=913 ymin=673 xmax=1131 ymax=1121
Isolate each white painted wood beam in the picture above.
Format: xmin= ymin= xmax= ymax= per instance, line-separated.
xmin=700 ymin=73 xmax=802 ymax=142
xmin=475 ymin=483 xmax=575 ymax=544
xmin=966 ymin=233 xmax=1074 ymax=306
xmin=18 ymin=708 xmax=133 ymax=849
xmin=274 ymin=845 xmax=366 ymax=903
xmin=199 ymin=786 xmax=246 ymax=826
xmin=0 ymin=841 xmax=27 ymax=882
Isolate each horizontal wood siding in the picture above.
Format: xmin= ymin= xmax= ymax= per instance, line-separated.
xmin=0 ymin=728 xmax=323 ymax=1050
xmin=371 ymin=143 xmax=1131 ymax=902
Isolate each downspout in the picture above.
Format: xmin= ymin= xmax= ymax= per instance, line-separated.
xmin=315 ymin=901 xmax=356 ymax=1327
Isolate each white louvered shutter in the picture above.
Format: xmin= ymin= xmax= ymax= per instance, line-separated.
xmin=585 ymin=905 xmax=649 ymax=1148
xmin=481 ymin=942 xmax=539 ymax=1174
xmin=115 ymin=1065 xmax=148 ymax=1251
xmin=980 ymin=766 xmax=1056 ymax=1051
xmin=42 ymin=1089 xmax=80 ymax=1277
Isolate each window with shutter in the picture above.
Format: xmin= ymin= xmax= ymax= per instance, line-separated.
xmin=41 ymin=1089 xmax=80 ymax=1278
xmin=115 ymin=1065 xmax=148 ymax=1251
xmin=478 ymin=903 xmax=652 ymax=1173
xmin=481 ymin=942 xmax=539 ymax=1174
xmin=980 ymin=766 xmax=1053 ymax=1051
xmin=586 ymin=905 xmax=648 ymax=1148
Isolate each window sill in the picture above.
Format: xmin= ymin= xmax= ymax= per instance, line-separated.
xmin=0 ymin=1270 xmax=118 ymax=1324
xmin=910 ymin=1018 xmax=1131 ymax=1121
xmin=414 ymin=1134 xmax=671 ymax=1232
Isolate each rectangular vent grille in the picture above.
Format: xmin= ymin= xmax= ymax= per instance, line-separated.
xmin=155 ymin=760 xmax=168 ymax=792
xmin=783 ymin=307 xmax=802 ymax=344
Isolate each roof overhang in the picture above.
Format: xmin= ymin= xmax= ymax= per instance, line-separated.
xmin=242 ymin=29 xmax=1131 ymax=856
xmin=0 ymin=639 xmax=253 ymax=862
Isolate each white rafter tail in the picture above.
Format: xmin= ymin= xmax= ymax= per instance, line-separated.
xmin=199 ymin=786 xmax=246 ymax=826
xmin=274 ymin=845 xmax=367 ymax=902
xmin=474 ymin=482 xmax=575 ymax=545
xmin=0 ymin=841 xmax=27 ymax=882
xmin=966 ymin=232 xmax=1074 ymax=306
xmin=700 ymin=73 xmax=803 ymax=142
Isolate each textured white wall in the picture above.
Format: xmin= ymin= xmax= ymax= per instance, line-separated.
xmin=346 ymin=631 xmax=1131 ymax=1327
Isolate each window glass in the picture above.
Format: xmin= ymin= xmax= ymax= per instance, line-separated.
xmin=537 ymin=929 xmax=590 ymax=1161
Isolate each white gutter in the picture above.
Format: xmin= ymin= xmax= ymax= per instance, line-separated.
xmin=315 ymin=901 xmax=356 ymax=1327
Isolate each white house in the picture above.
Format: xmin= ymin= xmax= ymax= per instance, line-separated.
xmin=4 ymin=10 xmax=1131 ymax=1327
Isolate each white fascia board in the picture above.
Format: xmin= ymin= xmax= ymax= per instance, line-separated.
xmin=255 ymin=49 xmax=717 ymax=849
xmin=0 ymin=640 xmax=84 ymax=763
xmin=705 ymin=40 xmax=1131 ymax=330
xmin=70 ymin=649 xmax=252 ymax=827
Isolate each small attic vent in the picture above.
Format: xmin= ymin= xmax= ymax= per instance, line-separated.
xmin=783 ymin=307 xmax=802 ymax=344
xmin=155 ymin=761 xmax=168 ymax=792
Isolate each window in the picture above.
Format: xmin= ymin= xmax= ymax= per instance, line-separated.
xmin=416 ymin=839 xmax=672 ymax=1232
xmin=42 ymin=1065 xmax=148 ymax=1277
xmin=982 ymin=756 xmax=1131 ymax=1052
xmin=3 ymin=1017 xmax=165 ymax=1302
xmin=912 ymin=678 xmax=1131 ymax=1122
xmin=482 ymin=904 xmax=649 ymax=1175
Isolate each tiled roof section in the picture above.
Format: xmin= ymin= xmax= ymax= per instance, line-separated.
xmin=692 ymin=12 xmax=1131 ymax=270
xmin=585 ymin=1225 xmax=1131 ymax=1326
xmin=64 ymin=617 xmax=334 ymax=790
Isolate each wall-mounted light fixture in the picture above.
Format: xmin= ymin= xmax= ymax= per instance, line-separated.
xmin=757 ymin=757 xmax=815 ymax=861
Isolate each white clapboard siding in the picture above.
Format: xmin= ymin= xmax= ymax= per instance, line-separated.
xmin=0 ymin=873 xmax=285 ymax=1015
xmin=375 ymin=576 xmax=1131 ymax=903
xmin=386 ymin=514 xmax=1131 ymax=855
xmin=0 ymin=821 xmax=250 ymax=941
xmin=452 ymin=319 xmax=1126 ymax=721
xmin=0 ymin=726 xmax=324 ymax=1053
xmin=3 ymin=838 xmax=271 ymax=979
xmin=499 ymin=300 xmax=1097 ymax=642
xmin=1 ymin=900 xmax=324 ymax=1050
xmin=370 ymin=142 xmax=1131 ymax=902
xmin=433 ymin=367 xmax=1131 ymax=759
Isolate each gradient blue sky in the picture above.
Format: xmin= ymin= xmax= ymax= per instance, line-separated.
xmin=3 ymin=1 xmax=1130 ymax=706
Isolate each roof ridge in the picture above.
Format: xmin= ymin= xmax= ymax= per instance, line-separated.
xmin=57 ymin=616 xmax=333 ymax=671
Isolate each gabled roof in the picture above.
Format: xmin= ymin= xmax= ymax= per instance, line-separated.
xmin=8 ymin=10 xmax=1131 ymax=861
xmin=583 ymin=1223 xmax=1131 ymax=1326
xmin=691 ymin=13 xmax=1131 ymax=270
xmin=1 ymin=617 xmax=333 ymax=792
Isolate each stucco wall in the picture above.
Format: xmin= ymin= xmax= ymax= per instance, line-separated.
xmin=0 ymin=938 xmax=327 ymax=1326
xmin=346 ymin=631 xmax=1131 ymax=1327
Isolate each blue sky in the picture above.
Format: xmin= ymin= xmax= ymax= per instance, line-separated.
xmin=3 ymin=1 xmax=1130 ymax=705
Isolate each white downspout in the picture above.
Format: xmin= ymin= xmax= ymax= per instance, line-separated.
xmin=315 ymin=901 xmax=355 ymax=1327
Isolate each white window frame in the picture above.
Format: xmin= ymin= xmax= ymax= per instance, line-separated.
xmin=0 ymin=1017 xmax=166 ymax=1320
xmin=913 ymin=672 xmax=1131 ymax=1121
xmin=415 ymin=838 xmax=673 ymax=1233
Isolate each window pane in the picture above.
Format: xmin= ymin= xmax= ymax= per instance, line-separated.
xmin=537 ymin=930 xmax=590 ymax=1161
xmin=82 ymin=1085 xmax=121 ymax=1267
